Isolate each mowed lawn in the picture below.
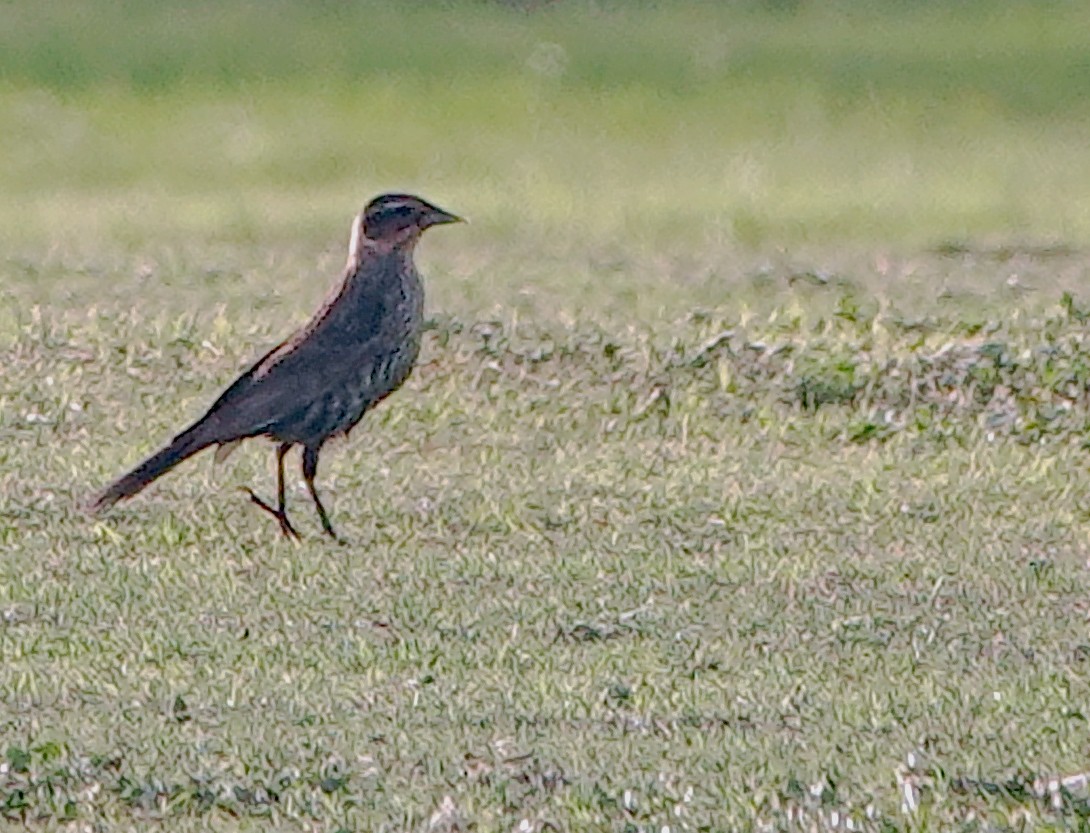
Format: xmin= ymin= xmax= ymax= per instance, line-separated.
xmin=3 ymin=2 xmax=1090 ymax=830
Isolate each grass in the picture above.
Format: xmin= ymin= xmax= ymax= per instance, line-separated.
xmin=4 ymin=1 xmax=1090 ymax=830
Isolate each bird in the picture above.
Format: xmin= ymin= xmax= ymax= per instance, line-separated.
xmin=88 ymin=192 xmax=462 ymax=540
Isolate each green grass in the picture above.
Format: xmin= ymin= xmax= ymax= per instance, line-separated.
xmin=8 ymin=261 xmax=1090 ymax=830
xmin=5 ymin=1 xmax=1090 ymax=830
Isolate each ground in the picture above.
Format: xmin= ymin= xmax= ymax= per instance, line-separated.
xmin=3 ymin=2 xmax=1090 ymax=830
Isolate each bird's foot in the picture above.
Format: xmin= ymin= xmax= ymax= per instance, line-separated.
xmin=316 ymin=516 xmax=348 ymax=545
xmin=241 ymin=488 xmax=301 ymax=540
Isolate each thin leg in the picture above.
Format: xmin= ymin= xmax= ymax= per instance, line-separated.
xmin=244 ymin=442 xmax=300 ymax=539
xmin=302 ymin=445 xmax=339 ymax=540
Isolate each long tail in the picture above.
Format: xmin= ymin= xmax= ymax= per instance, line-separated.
xmin=88 ymin=427 xmax=215 ymax=513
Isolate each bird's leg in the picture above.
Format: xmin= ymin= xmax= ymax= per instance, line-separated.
xmin=244 ymin=442 xmax=299 ymax=539
xmin=302 ymin=445 xmax=340 ymax=541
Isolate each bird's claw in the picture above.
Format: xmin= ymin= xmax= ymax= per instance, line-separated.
xmin=241 ymin=487 xmax=301 ymax=540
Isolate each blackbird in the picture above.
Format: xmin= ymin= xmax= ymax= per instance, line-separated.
xmin=89 ymin=193 xmax=462 ymax=539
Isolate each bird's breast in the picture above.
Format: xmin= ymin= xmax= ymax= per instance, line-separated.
xmin=335 ymin=304 xmax=423 ymax=429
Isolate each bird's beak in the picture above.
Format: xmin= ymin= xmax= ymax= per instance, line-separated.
xmin=427 ymin=207 xmax=465 ymax=227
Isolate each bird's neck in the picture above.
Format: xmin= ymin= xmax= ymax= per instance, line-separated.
xmin=346 ymin=233 xmax=419 ymax=271
xmin=345 ymin=239 xmax=416 ymax=279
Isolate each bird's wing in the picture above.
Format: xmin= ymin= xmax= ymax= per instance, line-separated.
xmin=184 ymin=274 xmax=391 ymax=443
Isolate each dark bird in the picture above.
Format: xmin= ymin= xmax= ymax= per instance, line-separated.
xmin=89 ymin=193 xmax=462 ymax=539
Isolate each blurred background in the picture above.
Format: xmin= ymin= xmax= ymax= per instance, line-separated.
xmin=2 ymin=0 xmax=1089 ymax=315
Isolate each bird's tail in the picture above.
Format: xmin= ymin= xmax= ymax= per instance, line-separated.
xmin=88 ymin=427 xmax=214 ymax=513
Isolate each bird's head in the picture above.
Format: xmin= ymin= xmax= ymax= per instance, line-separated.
xmin=348 ymin=193 xmax=462 ymax=260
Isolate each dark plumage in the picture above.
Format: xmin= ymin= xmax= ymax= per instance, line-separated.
xmin=89 ymin=193 xmax=462 ymax=539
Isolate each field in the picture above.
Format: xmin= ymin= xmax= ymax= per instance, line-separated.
xmin=4 ymin=1 xmax=1090 ymax=830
